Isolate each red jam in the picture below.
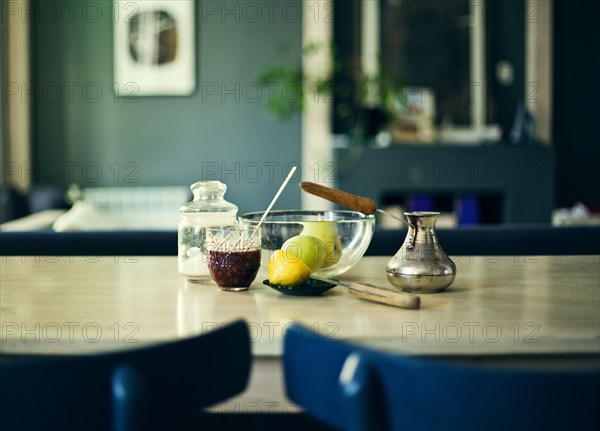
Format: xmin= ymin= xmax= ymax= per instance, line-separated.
xmin=208 ymin=249 xmax=261 ymax=288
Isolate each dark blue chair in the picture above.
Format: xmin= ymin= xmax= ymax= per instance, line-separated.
xmin=0 ymin=320 xmax=251 ymax=431
xmin=283 ymin=323 xmax=600 ymax=431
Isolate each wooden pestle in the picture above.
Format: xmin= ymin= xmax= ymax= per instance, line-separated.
xmin=345 ymin=281 xmax=420 ymax=309
xmin=300 ymin=182 xmax=407 ymax=225
xmin=300 ymin=182 xmax=377 ymax=214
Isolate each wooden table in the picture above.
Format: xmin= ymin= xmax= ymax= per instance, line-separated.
xmin=2 ymin=255 xmax=599 ymax=412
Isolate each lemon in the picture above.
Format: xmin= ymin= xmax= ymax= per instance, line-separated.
xmin=301 ymin=221 xmax=343 ymax=268
xmin=281 ymin=235 xmax=327 ymax=272
xmin=268 ymin=250 xmax=311 ymax=287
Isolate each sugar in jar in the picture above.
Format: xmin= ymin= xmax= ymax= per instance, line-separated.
xmin=178 ymin=181 xmax=238 ymax=282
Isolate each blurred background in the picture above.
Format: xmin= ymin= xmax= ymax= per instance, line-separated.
xmin=1 ymin=0 xmax=598 ymax=229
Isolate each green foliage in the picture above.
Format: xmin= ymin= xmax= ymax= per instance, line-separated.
xmin=256 ymin=43 xmax=336 ymax=121
xmin=256 ymin=43 xmax=405 ymax=123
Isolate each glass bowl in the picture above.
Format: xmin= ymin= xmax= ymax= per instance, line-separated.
xmin=238 ymin=210 xmax=375 ymax=278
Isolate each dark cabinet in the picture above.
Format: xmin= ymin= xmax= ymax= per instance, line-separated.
xmin=334 ymin=143 xmax=555 ymax=224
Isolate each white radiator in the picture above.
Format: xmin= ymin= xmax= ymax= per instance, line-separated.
xmin=82 ymin=186 xmax=189 ymax=230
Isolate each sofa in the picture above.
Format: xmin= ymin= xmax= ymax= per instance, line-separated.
xmin=1 ymin=226 xmax=598 ymax=256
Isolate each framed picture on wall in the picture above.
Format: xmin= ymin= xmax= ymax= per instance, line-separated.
xmin=113 ymin=0 xmax=196 ymax=96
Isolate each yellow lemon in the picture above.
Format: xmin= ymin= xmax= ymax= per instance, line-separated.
xmin=268 ymin=250 xmax=311 ymax=287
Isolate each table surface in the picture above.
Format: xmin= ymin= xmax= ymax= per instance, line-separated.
xmin=1 ymin=255 xmax=599 ymax=357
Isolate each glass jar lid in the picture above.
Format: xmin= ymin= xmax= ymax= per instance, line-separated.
xmin=179 ymin=181 xmax=238 ymax=214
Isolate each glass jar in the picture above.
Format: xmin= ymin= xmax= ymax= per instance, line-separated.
xmin=178 ymin=181 xmax=238 ymax=282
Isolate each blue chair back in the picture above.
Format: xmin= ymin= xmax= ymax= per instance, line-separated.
xmin=0 ymin=320 xmax=251 ymax=431
xmin=284 ymin=323 xmax=600 ymax=431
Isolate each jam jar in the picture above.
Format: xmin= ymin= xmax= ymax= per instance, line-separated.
xmin=178 ymin=181 xmax=238 ymax=282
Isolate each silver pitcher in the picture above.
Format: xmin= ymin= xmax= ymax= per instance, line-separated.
xmin=386 ymin=212 xmax=456 ymax=293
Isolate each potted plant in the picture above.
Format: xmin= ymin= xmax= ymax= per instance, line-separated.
xmin=256 ymin=43 xmax=406 ymax=141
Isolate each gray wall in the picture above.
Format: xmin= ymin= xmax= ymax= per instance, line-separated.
xmin=32 ymin=1 xmax=303 ymax=214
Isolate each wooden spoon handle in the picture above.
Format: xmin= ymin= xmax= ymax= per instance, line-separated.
xmin=300 ymin=182 xmax=377 ymax=215
xmin=345 ymin=281 xmax=420 ymax=310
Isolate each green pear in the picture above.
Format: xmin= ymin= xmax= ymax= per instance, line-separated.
xmin=301 ymin=221 xmax=342 ymax=268
xmin=282 ymin=235 xmax=327 ymax=272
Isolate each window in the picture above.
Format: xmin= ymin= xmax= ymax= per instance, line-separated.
xmin=333 ymin=0 xmax=491 ymax=140
xmin=381 ymin=0 xmax=474 ymax=126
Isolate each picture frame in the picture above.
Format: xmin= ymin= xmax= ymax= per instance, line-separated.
xmin=113 ymin=0 xmax=196 ymax=96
